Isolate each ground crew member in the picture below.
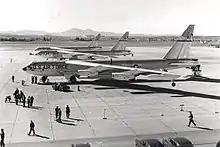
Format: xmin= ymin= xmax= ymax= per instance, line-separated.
xmin=34 ymin=76 xmax=37 ymax=84
xmin=30 ymin=96 xmax=34 ymax=106
xmin=77 ymin=85 xmax=80 ymax=91
xmin=58 ymin=108 xmax=62 ymax=122
xmin=55 ymin=106 xmax=59 ymax=120
xmin=27 ymin=96 xmax=31 ymax=108
xmin=28 ymin=120 xmax=35 ymax=136
xmin=22 ymin=96 xmax=26 ymax=107
xmin=0 ymin=129 xmax=5 ymax=147
xmin=66 ymin=105 xmax=70 ymax=118
xmin=12 ymin=75 xmax=15 ymax=83
xmin=31 ymin=76 xmax=34 ymax=84
xmin=188 ymin=111 xmax=196 ymax=127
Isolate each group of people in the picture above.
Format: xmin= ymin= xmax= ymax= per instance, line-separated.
xmin=6 ymin=88 xmax=35 ymax=108
xmin=55 ymin=105 xmax=71 ymax=122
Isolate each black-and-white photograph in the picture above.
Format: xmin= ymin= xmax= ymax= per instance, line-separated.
xmin=0 ymin=0 xmax=220 ymax=147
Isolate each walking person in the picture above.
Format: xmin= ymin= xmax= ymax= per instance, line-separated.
xmin=12 ymin=75 xmax=15 ymax=83
xmin=0 ymin=129 xmax=5 ymax=147
xmin=66 ymin=105 xmax=70 ymax=119
xmin=55 ymin=106 xmax=59 ymax=120
xmin=188 ymin=111 xmax=196 ymax=127
xmin=27 ymin=120 xmax=35 ymax=136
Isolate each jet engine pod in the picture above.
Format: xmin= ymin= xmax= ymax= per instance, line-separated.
xmin=77 ymin=70 xmax=98 ymax=78
xmin=112 ymin=73 xmax=135 ymax=81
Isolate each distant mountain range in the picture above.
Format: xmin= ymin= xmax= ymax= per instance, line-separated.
xmin=0 ymin=28 xmax=146 ymax=37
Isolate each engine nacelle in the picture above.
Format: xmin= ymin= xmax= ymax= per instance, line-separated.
xmin=77 ymin=70 xmax=98 ymax=78
xmin=112 ymin=73 xmax=135 ymax=81
xmin=62 ymin=53 xmax=73 ymax=59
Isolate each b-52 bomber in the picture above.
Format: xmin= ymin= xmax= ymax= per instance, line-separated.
xmin=35 ymin=33 xmax=102 ymax=51
xmin=23 ymin=25 xmax=200 ymax=86
xmin=34 ymin=32 xmax=132 ymax=60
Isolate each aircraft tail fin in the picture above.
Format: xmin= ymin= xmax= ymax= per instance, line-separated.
xmin=163 ymin=25 xmax=195 ymax=59
xmin=111 ymin=32 xmax=129 ymax=51
xmin=88 ymin=34 xmax=101 ymax=48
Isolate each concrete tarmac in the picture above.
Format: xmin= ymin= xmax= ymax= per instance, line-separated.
xmin=0 ymin=44 xmax=219 ymax=147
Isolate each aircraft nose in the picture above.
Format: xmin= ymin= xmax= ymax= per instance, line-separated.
xmin=22 ymin=67 xmax=27 ymax=71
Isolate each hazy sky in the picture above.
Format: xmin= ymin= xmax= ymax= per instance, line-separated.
xmin=0 ymin=0 xmax=219 ymax=35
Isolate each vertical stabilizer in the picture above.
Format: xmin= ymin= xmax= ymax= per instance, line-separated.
xmin=163 ymin=25 xmax=194 ymax=59
xmin=111 ymin=32 xmax=129 ymax=51
xmin=88 ymin=34 xmax=101 ymax=48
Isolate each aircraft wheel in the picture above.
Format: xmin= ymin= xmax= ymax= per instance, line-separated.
xmin=70 ymin=76 xmax=77 ymax=83
xmin=41 ymin=76 xmax=48 ymax=83
xmin=171 ymin=82 xmax=176 ymax=87
xmin=131 ymin=53 xmax=134 ymax=56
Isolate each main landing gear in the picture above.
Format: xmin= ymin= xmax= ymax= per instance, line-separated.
xmin=40 ymin=76 xmax=48 ymax=84
xmin=171 ymin=80 xmax=176 ymax=87
xmin=69 ymin=75 xmax=77 ymax=83
xmin=191 ymin=65 xmax=202 ymax=77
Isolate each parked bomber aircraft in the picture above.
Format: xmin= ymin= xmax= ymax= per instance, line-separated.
xmin=34 ymin=32 xmax=132 ymax=60
xmin=35 ymin=33 xmax=102 ymax=51
xmin=23 ymin=25 xmax=200 ymax=86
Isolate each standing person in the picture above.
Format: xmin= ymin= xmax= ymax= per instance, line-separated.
xmin=66 ymin=105 xmax=70 ymax=119
xmin=188 ymin=111 xmax=196 ymax=127
xmin=30 ymin=96 xmax=34 ymax=106
xmin=27 ymin=96 xmax=31 ymax=108
xmin=22 ymin=96 xmax=26 ymax=107
xmin=15 ymin=96 xmax=18 ymax=105
xmin=55 ymin=106 xmax=59 ymax=120
xmin=27 ymin=120 xmax=35 ymax=136
xmin=58 ymin=108 xmax=62 ymax=122
xmin=34 ymin=76 xmax=37 ymax=84
xmin=0 ymin=129 xmax=5 ymax=147
xmin=77 ymin=85 xmax=80 ymax=91
xmin=31 ymin=76 xmax=34 ymax=84
xmin=12 ymin=75 xmax=15 ymax=83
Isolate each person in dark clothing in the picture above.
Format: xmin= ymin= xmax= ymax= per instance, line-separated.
xmin=27 ymin=96 xmax=31 ymax=108
xmin=66 ymin=105 xmax=70 ymax=119
xmin=28 ymin=120 xmax=35 ymax=136
xmin=20 ymin=90 xmax=24 ymax=102
xmin=12 ymin=75 xmax=15 ymax=83
xmin=31 ymin=76 xmax=34 ymax=84
xmin=77 ymin=85 xmax=80 ymax=91
xmin=58 ymin=108 xmax=62 ymax=122
xmin=34 ymin=76 xmax=37 ymax=84
xmin=30 ymin=96 xmax=34 ymax=107
xmin=188 ymin=111 xmax=196 ymax=127
xmin=55 ymin=106 xmax=59 ymax=120
xmin=15 ymin=97 xmax=18 ymax=105
xmin=5 ymin=95 xmax=11 ymax=103
xmin=22 ymin=96 xmax=26 ymax=107
xmin=0 ymin=129 xmax=5 ymax=147
xmin=14 ymin=88 xmax=19 ymax=96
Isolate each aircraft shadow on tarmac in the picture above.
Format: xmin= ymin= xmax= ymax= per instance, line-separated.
xmin=86 ymin=79 xmax=220 ymax=100
xmin=36 ymin=76 xmax=220 ymax=100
